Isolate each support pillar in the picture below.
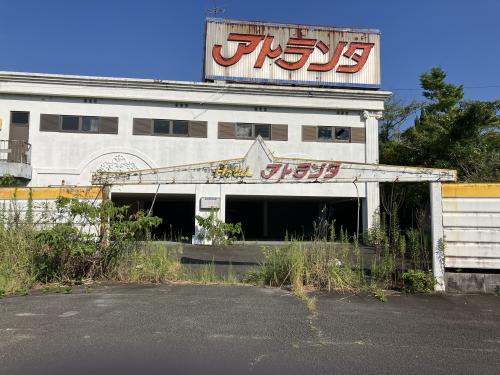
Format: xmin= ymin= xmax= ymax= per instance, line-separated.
xmin=362 ymin=182 xmax=380 ymax=232
xmin=192 ymin=184 xmax=226 ymax=245
xmin=430 ymin=182 xmax=445 ymax=292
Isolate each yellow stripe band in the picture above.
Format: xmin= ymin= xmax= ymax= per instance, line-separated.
xmin=0 ymin=186 xmax=104 ymax=200
xmin=442 ymin=183 xmax=500 ymax=197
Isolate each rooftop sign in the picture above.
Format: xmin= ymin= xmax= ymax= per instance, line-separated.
xmin=204 ymin=18 xmax=381 ymax=88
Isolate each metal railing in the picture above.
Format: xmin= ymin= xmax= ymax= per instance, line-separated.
xmin=0 ymin=140 xmax=32 ymax=164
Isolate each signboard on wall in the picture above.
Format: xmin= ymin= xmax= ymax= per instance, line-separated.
xmin=204 ymin=18 xmax=381 ymax=88
xmin=93 ymin=137 xmax=457 ymax=186
xmin=200 ymin=197 xmax=221 ymax=209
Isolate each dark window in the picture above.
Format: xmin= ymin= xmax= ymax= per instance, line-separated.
xmin=254 ymin=124 xmax=270 ymax=139
xmin=236 ymin=123 xmax=253 ymax=138
xmin=61 ymin=116 xmax=79 ymax=131
xmin=236 ymin=123 xmax=271 ymax=139
xmin=318 ymin=126 xmax=333 ymax=141
xmin=154 ymin=119 xmax=170 ymax=135
xmin=334 ymin=127 xmax=350 ymax=141
xmin=11 ymin=111 xmax=30 ymax=124
xmin=172 ymin=120 xmax=189 ymax=135
xmin=82 ymin=117 xmax=99 ymax=132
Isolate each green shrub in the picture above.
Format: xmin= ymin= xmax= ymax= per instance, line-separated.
xmin=402 ymin=269 xmax=435 ymax=293
xmin=34 ymin=223 xmax=96 ymax=282
xmin=195 ymin=210 xmax=242 ymax=245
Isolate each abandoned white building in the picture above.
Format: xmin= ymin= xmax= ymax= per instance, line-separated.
xmin=1 ymin=19 xmax=394 ymax=241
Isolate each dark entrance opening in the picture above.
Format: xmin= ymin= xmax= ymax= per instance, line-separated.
xmin=112 ymin=193 xmax=195 ymax=241
xmin=226 ymin=196 xmax=361 ymax=241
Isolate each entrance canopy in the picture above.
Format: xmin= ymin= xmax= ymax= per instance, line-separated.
xmin=92 ymin=137 xmax=456 ymax=186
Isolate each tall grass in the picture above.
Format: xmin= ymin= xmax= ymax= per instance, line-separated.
xmin=0 ymin=224 xmax=36 ymax=295
xmin=111 ymin=243 xmax=184 ymax=283
xmin=246 ymin=241 xmax=363 ymax=295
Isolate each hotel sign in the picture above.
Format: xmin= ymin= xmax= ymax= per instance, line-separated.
xmin=93 ymin=137 xmax=457 ymax=186
xmin=204 ymin=18 xmax=381 ymax=88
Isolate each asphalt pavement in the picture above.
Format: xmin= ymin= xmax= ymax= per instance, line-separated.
xmin=1 ymin=284 xmax=499 ymax=374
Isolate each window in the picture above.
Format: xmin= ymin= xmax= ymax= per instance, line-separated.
xmin=82 ymin=117 xmax=99 ymax=132
xmin=61 ymin=116 xmax=80 ymax=131
xmin=154 ymin=119 xmax=170 ymax=135
xmin=133 ymin=118 xmax=207 ymax=138
xmin=254 ymin=124 xmax=270 ymax=139
xmin=236 ymin=123 xmax=253 ymax=138
xmin=172 ymin=120 xmax=189 ymax=135
xmin=40 ymin=114 xmax=118 ymax=134
xmin=235 ymin=123 xmax=271 ymax=139
xmin=11 ymin=111 xmax=29 ymax=124
xmin=334 ymin=127 xmax=350 ymax=141
xmin=318 ymin=126 xmax=332 ymax=141
xmin=316 ymin=126 xmax=351 ymax=142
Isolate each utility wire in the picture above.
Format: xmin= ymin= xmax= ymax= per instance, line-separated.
xmin=388 ymin=85 xmax=500 ymax=91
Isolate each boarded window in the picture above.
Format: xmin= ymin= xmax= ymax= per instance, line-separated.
xmin=271 ymin=124 xmax=288 ymax=141
xmin=189 ymin=121 xmax=207 ymax=138
xmin=133 ymin=118 xmax=152 ymax=135
xmin=302 ymin=126 xmax=317 ymax=141
xmin=218 ymin=122 xmax=236 ymax=139
xmin=351 ymin=127 xmax=366 ymax=143
xmin=99 ymin=117 xmax=119 ymax=134
xmin=40 ymin=114 xmax=60 ymax=132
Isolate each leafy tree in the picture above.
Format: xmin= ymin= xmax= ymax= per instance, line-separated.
xmin=381 ymin=67 xmax=500 ymax=182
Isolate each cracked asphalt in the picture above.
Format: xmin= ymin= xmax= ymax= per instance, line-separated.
xmin=1 ymin=284 xmax=499 ymax=374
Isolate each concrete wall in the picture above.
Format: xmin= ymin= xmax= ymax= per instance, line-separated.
xmin=0 ymin=72 xmax=390 ymax=235
xmin=442 ymin=183 xmax=500 ymax=270
xmin=0 ymin=186 xmax=104 ymax=228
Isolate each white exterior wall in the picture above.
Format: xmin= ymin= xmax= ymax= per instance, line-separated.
xmin=441 ymin=184 xmax=500 ymax=270
xmin=0 ymin=72 xmax=390 ymax=236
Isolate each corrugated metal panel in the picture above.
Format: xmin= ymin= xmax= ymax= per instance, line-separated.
xmin=442 ymin=183 xmax=500 ymax=270
xmin=204 ymin=18 xmax=380 ymax=88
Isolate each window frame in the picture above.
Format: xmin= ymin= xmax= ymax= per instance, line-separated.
xmin=235 ymin=123 xmax=271 ymax=140
xmin=81 ymin=116 xmax=100 ymax=133
xmin=171 ymin=120 xmax=189 ymax=136
xmin=60 ymin=115 xmax=81 ymax=133
xmin=10 ymin=111 xmax=30 ymax=125
xmin=153 ymin=119 xmax=172 ymax=136
xmin=316 ymin=126 xmax=351 ymax=143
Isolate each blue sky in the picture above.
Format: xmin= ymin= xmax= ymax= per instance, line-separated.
xmin=2 ymin=0 xmax=499 ymax=102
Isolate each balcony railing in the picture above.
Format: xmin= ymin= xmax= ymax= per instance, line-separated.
xmin=0 ymin=140 xmax=31 ymax=164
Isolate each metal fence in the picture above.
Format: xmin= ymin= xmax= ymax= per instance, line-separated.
xmin=0 ymin=140 xmax=31 ymax=164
